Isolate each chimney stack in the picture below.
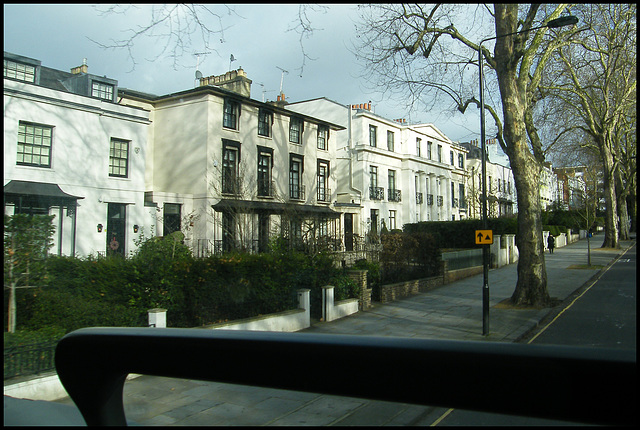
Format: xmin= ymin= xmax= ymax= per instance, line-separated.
xmin=351 ymin=103 xmax=372 ymax=111
xmin=70 ymin=58 xmax=88 ymax=75
xmin=199 ymin=67 xmax=252 ymax=98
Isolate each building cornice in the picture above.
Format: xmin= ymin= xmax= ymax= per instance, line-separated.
xmin=4 ymin=84 xmax=151 ymax=124
xmin=118 ymin=86 xmax=345 ymax=131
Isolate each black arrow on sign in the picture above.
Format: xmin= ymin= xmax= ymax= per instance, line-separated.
xmin=477 ymin=232 xmax=484 ymax=242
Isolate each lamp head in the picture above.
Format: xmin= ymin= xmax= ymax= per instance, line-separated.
xmin=546 ymin=16 xmax=578 ymax=28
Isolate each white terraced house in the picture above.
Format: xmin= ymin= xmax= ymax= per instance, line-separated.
xmin=4 ymin=51 xmax=151 ymax=257
xmin=286 ymin=98 xmax=469 ymax=249
xmin=461 ymin=139 xmax=517 ymax=219
xmin=117 ymin=69 xmax=345 ymax=256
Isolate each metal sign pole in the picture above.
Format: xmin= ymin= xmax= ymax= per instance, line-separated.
xmin=479 ymin=44 xmax=490 ymax=336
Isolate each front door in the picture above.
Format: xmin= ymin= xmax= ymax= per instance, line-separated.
xmin=107 ymin=203 xmax=126 ymax=257
xmin=344 ymin=213 xmax=353 ymax=251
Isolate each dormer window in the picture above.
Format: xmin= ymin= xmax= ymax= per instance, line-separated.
xmin=92 ymin=81 xmax=114 ymax=101
xmin=4 ymin=59 xmax=35 ymax=83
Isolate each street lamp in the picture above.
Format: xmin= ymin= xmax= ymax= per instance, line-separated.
xmin=478 ymin=15 xmax=578 ymax=336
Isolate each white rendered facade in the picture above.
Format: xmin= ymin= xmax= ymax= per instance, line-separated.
xmin=119 ymin=74 xmax=344 ymax=255
xmin=287 ymin=98 xmax=468 ymax=245
xmin=4 ymin=52 xmax=151 ymax=257
xmin=462 ymin=140 xmax=517 ymax=219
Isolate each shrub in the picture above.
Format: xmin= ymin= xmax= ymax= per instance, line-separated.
xmin=4 ymin=326 xmax=66 ymax=348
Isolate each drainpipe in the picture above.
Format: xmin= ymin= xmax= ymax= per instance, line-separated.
xmin=346 ymin=104 xmax=362 ymax=199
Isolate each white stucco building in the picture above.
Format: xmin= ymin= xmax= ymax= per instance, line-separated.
xmin=286 ymin=98 xmax=468 ymax=248
xmin=4 ymin=51 xmax=151 ymax=257
xmin=118 ymin=70 xmax=345 ymax=255
xmin=461 ymin=139 xmax=517 ymax=219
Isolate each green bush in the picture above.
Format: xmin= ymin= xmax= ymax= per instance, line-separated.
xmin=4 ymin=326 xmax=66 ymax=348
xmin=24 ymin=288 xmax=145 ymax=333
xmin=9 ymin=230 xmax=363 ymax=332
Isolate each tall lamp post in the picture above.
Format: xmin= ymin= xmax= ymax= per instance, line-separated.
xmin=478 ymin=15 xmax=578 ymax=336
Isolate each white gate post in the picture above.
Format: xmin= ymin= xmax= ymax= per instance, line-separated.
xmin=148 ymin=308 xmax=167 ymax=328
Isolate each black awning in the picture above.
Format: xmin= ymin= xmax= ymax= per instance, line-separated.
xmin=212 ymin=199 xmax=340 ymax=218
xmin=4 ymin=180 xmax=84 ymax=204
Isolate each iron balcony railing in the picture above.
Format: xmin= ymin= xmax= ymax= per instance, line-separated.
xmin=257 ymin=180 xmax=275 ymax=198
xmin=388 ymin=189 xmax=402 ymax=202
xmin=317 ymin=187 xmax=331 ymax=203
xmin=289 ymin=184 xmax=306 ymax=201
xmin=416 ymin=192 xmax=423 ymax=204
xmin=452 ymin=198 xmax=459 ymax=208
xmin=437 ymin=195 xmax=444 ymax=207
xmin=426 ymin=194 xmax=434 ymax=205
xmin=222 ymin=176 xmax=243 ymax=196
xmin=369 ymin=187 xmax=384 ymax=201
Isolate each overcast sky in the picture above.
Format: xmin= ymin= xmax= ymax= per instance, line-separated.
xmin=4 ymin=3 xmax=480 ymax=142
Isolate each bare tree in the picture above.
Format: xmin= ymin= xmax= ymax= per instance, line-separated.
xmin=90 ymin=4 xmax=326 ymax=76
xmin=89 ymin=5 xmax=241 ymax=71
xmin=539 ymin=4 xmax=636 ymax=248
xmin=353 ymin=4 xmax=578 ymax=306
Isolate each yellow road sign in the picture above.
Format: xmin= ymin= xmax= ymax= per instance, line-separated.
xmin=475 ymin=230 xmax=493 ymax=245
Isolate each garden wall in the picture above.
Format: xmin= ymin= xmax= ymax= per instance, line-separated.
xmin=202 ymin=289 xmax=310 ymax=332
xmin=322 ymin=286 xmax=359 ymax=322
xmin=379 ymin=276 xmax=444 ymax=304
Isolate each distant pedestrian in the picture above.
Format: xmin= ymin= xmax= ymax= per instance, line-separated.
xmin=547 ymin=233 xmax=555 ymax=254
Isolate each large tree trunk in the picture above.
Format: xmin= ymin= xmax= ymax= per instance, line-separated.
xmin=509 ymin=152 xmax=550 ymax=307
xmin=600 ymin=139 xmax=620 ymax=248
xmin=615 ymin=166 xmax=630 ymax=240
xmin=494 ymin=4 xmax=550 ymax=307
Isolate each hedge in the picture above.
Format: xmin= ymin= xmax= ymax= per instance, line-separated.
xmin=7 ymin=237 xmax=359 ymax=333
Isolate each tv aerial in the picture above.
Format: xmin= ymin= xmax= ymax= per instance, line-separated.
xmin=194 ymin=52 xmax=210 ymax=74
xmin=257 ymin=83 xmax=274 ymax=103
xmin=276 ymin=66 xmax=289 ymax=94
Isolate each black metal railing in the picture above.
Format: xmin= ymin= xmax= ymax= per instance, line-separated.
xmin=257 ymin=180 xmax=275 ymax=198
xmin=427 ymin=194 xmax=434 ymax=205
xmin=289 ymin=184 xmax=306 ymax=200
xmin=416 ymin=192 xmax=423 ymax=204
xmin=452 ymin=198 xmax=459 ymax=208
xmin=369 ymin=187 xmax=384 ymax=201
xmin=4 ymin=341 xmax=58 ymax=380
xmin=317 ymin=187 xmax=331 ymax=203
xmin=437 ymin=195 xmax=444 ymax=207
xmin=388 ymin=189 xmax=402 ymax=202
xmin=222 ymin=176 xmax=243 ymax=196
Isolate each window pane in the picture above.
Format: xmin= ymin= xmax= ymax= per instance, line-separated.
xmin=4 ymin=60 xmax=36 ymax=82
xmin=16 ymin=121 xmax=53 ymax=168
xmin=109 ymin=138 xmax=129 ymax=177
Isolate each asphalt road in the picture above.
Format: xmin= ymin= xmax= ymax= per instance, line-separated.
xmin=526 ymin=242 xmax=636 ymax=349
xmin=435 ymin=242 xmax=636 ymax=426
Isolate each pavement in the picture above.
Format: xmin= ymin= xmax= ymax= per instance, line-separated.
xmin=50 ymin=233 xmax=635 ymax=426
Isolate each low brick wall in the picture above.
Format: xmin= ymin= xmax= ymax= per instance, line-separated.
xmin=379 ymin=276 xmax=443 ymax=304
xmin=444 ymin=265 xmax=483 ymax=284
